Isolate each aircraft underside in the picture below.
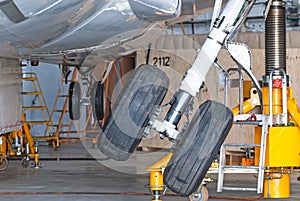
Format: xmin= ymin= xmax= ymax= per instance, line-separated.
xmin=0 ymin=0 xmax=214 ymax=65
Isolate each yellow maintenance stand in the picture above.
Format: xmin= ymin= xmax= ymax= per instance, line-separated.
xmin=220 ymin=68 xmax=300 ymax=198
xmin=0 ymin=112 xmax=41 ymax=170
xmin=256 ymin=1 xmax=300 ymax=198
xmin=254 ymin=69 xmax=300 ymax=198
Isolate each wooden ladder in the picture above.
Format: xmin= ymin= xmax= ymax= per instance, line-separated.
xmin=46 ymin=67 xmax=79 ymax=145
xmin=22 ymin=72 xmax=59 ymax=148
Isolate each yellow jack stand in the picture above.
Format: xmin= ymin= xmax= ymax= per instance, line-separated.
xmin=264 ymin=170 xmax=290 ymax=198
xmin=146 ymin=153 xmax=209 ymax=201
xmin=255 ymin=125 xmax=300 ymax=198
xmin=146 ymin=153 xmax=172 ymax=201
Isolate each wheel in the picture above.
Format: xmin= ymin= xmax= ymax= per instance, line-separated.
xmin=98 ymin=65 xmax=169 ymax=161
xmin=92 ymin=81 xmax=104 ymax=120
xmin=0 ymin=156 xmax=8 ymax=171
xmin=164 ymin=100 xmax=233 ymax=196
xmin=189 ymin=186 xmax=209 ymax=201
xmin=21 ymin=157 xmax=29 ymax=168
xmin=69 ymin=81 xmax=81 ymax=120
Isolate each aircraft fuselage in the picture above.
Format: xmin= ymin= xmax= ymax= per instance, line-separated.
xmin=0 ymin=0 xmax=162 ymax=63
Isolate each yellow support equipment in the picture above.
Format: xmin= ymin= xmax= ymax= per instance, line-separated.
xmin=232 ymin=98 xmax=258 ymax=115
xmin=146 ymin=153 xmax=173 ymax=172
xmin=146 ymin=153 xmax=172 ymax=201
xmin=264 ymin=171 xmax=290 ymax=198
xmin=255 ymin=126 xmax=300 ymax=167
xmin=231 ymin=87 xmax=260 ymax=115
xmin=262 ymin=87 xmax=283 ymax=115
xmin=22 ymin=113 xmax=35 ymax=154
xmin=287 ymin=88 xmax=300 ymax=126
xmin=0 ymin=112 xmax=41 ymax=170
xmin=22 ymin=112 xmax=41 ymax=168
xmin=254 ymin=86 xmax=300 ymax=198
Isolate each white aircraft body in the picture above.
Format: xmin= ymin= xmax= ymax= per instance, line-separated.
xmin=0 ymin=0 xmax=214 ymax=64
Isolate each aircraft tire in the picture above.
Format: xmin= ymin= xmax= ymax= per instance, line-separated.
xmin=69 ymin=81 xmax=81 ymax=120
xmin=164 ymin=100 xmax=233 ymax=196
xmin=92 ymin=81 xmax=104 ymax=120
xmin=98 ymin=65 xmax=169 ymax=161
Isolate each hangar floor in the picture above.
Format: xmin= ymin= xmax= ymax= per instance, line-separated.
xmin=0 ymin=142 xmax=299 ymax=201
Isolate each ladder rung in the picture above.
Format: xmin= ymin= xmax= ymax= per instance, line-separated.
xmin=26 ymin=121 xmax=51 ymax=125
xmin=222 ymin=187 xmax=257 ymax=191
xmin=33 ymin=136 xmax=58 ymax=141
xmin=218 ymin=120 xmax=268 ymax=195
xmin=217 ymin=168 xmax=258 ymax=174
xmin=223 ymin=143 xmax=260 ymax=147
xmin=21 ymin=91 xmax=42 ymax=95
xmin=53 ymin=110 xmax=62 ymax=112
xmin=23 ymin=106 xmax=47 ymax=110
xmin=234 ymin=121 xmax=262 ymax=125
xmin=53 ymin=110 xmax=69 ymax=112
xmin=51 ymin=124 xmax=70 ymax=127
xmin=223 ymin=165 xmax=259 ymax=170
xmin=22 ymin=77 xmax=38 ymax=81
xmin=58 ymin=131 xmax=78 ymax=134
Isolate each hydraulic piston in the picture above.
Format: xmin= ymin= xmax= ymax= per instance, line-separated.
xmin=155 ymin=0 xmax=249 ymax=138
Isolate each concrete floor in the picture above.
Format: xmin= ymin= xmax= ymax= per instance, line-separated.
xmin=1 ymin=142 xmax=300 ymax=201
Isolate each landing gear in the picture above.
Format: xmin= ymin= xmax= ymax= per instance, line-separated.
xmin=164 ymin=100 xmax=233 ymax=196
xmin=189 ymin=186 xmax=209 ymax=201
xmin=69 ymin=81 xmax=81 ymax=120
xmin=92 ymin=81 xmax=104 ymax=120
xmin=98 ymin=65 xmax=169 ymax=161
xmin=145 ymin=0 xmax=249 ymax=198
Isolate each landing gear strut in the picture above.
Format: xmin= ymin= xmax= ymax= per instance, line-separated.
xmin=68 ymin=66 xmax=95 ymax=121
xmin=151 ymin=0 xmax=249 ymax=196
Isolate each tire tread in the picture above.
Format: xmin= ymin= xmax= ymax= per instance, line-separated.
xmin=164 ymin=100 xmax=233 ymax=195
xmin=98 ymin=65 xmax=169 ymax=161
